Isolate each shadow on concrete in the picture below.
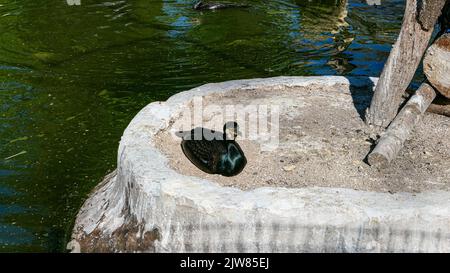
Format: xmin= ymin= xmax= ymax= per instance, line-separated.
xmin=346 ymin=76 xmax=375 ymax=122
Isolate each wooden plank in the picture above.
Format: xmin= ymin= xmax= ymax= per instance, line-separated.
xmin=418 ymin=0 xmax=448 ymax=30
xmin=368 ymin=83 xmax=436 ymax=168
xmin=428 ymin=103 xmax=450 ymax=116
xmin=365 ymin=0 xmax=445 ymax=128
xmin=424 ymin=33 xmax=450 ymax=98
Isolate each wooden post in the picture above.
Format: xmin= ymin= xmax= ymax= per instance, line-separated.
xmin=423 ymin=33 xmax=450 ymax=99
xmin=418 ymin=0 xmax=449 ymax=30
xmin=367 ymin=83 xmax=436 ymax=167
xmin=428 ymin=103 xmax=450 ymax=116
xmin=365 ymin=0 xmax=446 ymax=128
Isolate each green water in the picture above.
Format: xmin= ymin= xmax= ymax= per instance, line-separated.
xmin=0 ymin=0 xmax=404 ymax=252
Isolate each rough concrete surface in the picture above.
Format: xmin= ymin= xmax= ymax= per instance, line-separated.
xmin=155 ymin=84 xmax=450 ymax=193
xmin=70 ymin=76 xmax=450 ymax=253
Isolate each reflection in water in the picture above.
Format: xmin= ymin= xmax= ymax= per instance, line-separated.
xmin=0 ymin=0 xmax=405 ymax=251
xmin=66 ymin=0 xmax=81 ymax=5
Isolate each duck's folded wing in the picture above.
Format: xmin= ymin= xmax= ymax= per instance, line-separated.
xmin=183 ymin=140 xmax=226 ymax=173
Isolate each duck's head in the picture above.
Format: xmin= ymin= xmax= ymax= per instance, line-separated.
xmin=223 ymin=121 xmax=241 ymax=140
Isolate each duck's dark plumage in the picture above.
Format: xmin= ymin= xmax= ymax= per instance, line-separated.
xmin=177 ymin=122 xmax=247 ymax=177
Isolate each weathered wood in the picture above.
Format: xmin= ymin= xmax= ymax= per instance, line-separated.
xmin=368 ymin=83 xmax=436 ymax=168
xmin=423 ymin=33 xmax=450 ymax=98
xmin=418 ymin=0 xmax=448 ymax=30
xmin=428 ymin=103 xmax=450 ymax=116
xmin=406 ymin=87 xmax=450 ymax=116
xmin=365 ymin=0 xmax=445 ymax=128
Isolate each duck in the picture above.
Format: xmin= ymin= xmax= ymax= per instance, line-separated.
xmin=193 ymin=0 xmax=249 ymax=11
xmin=176 ymin=121 xmax=247 ymax=177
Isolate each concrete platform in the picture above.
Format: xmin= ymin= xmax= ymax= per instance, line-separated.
xmin=69 ymin=76 xmax=450 ymax=252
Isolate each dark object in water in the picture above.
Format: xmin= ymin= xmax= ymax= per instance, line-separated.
xmin=176 ymin=121 xmax=247 ymax=177
xmin=193 ymin=0 xmax=249 ymax=11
